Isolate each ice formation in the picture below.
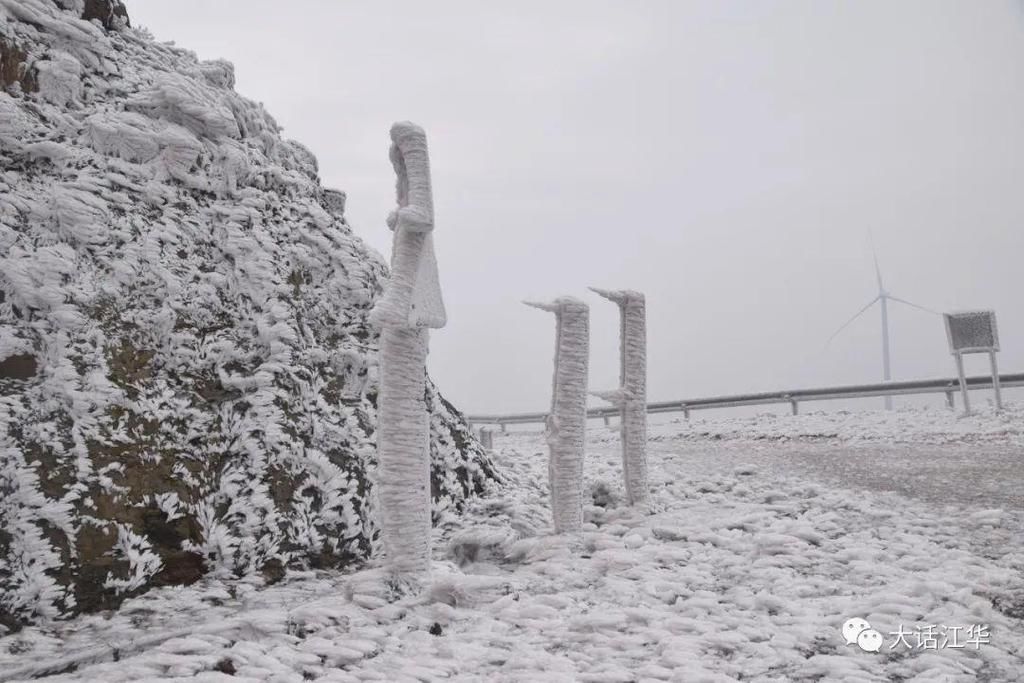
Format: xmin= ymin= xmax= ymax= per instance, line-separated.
xmin=370 ymin=122 xmax=446 ymax=581
xmin=0 ymin=0 xmax=495 ymax=627
xmin=590 ymin=288 xmax=649 ymax=507
xmin=524 ymin=297 xmax=589 ymax=533
xmin=368 ymin=123 xmax=445 ymax=331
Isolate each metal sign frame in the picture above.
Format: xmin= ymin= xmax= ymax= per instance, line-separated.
xmin=942 ymin=310 xmax=1002 ymax=414
xmin=944 ymin=310 xmax=999 ymax=354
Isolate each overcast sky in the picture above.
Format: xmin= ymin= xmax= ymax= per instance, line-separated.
xmin=131 ymin=1 xmax=1024 ymax=414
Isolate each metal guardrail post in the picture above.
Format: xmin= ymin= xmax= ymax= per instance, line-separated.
xmin=783 ymin=394 xmax=798 ymax=416
xmin=954 ymin=353 xmax=971 ymax=415
xmin=991 ymin=351 xmax=1004 ymax=410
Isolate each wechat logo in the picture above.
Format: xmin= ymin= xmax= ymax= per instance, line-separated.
xmin=842 ymin=617 xmax=883 ymax=653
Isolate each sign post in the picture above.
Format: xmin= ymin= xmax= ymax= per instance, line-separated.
xmin=589 ymin=288 xmax=649 ymax=508
xmin=943 ymin=310 xmax=1001 ymax=415
xmin=369 ymin=122 xmax=446 ymax=583
xmin=524 ymin=297 xmax=590 ymax=534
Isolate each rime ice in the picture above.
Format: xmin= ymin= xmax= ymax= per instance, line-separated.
xmin=371 ymin=122 xmax=447 ymax=582
xmin=525 ymin=297 xmax=589 ymax=534
xmin=590 ymin=287 xmax=649 ymax=507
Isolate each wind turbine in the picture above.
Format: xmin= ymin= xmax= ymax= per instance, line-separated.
xmin=827 ymin=245 xmax=937 ymax=410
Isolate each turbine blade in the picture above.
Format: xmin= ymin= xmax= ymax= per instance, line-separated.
xmin=868 ymin=230 xmax=884 ymax=293
xmin=826 ymin=296 xmax=880 ymax=347
xmin=887 ymin=295 xmax=939 ymax=316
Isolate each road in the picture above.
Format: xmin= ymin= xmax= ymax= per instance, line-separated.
xmin=644 ymin=438 xmax=1024 ymax=511
xmin=500 ymin=429 xmax=1024 ymax=511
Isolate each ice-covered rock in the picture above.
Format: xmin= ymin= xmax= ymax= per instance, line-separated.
xmin=0 ymin=0 xmax=497 ymax=629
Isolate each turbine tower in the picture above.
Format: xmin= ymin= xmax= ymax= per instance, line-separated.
xmin=827 ymin=246 xmax=936 ymax=410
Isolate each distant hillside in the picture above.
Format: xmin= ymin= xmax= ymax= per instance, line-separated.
xmin=0 ymin=0 xmax=497 ymax=628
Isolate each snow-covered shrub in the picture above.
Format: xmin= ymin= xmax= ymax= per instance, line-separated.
xmin=0 ymin=0 xmax=496 ymax=628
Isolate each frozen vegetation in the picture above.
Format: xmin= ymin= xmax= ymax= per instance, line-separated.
xmin=0 ymin=0 xmax=495 ymax=627
xmin=1 ymin=410 xmax=1022 ymax=681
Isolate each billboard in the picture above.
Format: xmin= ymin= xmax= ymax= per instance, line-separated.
xmin=944 ymin=311 xmax=999 ymax=354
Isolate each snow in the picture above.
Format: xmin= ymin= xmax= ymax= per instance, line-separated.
xmin=34 ymin=50 xmax=82 ymax=106
xmin=3 ymin=412 xmax=1022 ymax=681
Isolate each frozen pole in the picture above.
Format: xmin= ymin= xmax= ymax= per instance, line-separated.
xmin=369 ymin=122 xmax=446 ymax=581
xmin=590 ymin=288 xmax=649 ymax=507
xmin=524 ymin=297 xmax=589 ymax=533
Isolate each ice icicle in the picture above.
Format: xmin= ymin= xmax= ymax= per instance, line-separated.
xmin=371 ymin=122 xmax=446 ymax=582
xmin=590 ymin=287 xmax=649 ymax=507
xmin=525 ymin=297 xmax=589 ymax=533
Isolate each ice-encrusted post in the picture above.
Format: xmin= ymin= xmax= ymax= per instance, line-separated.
xmin=524 ymin=297 xmax=589 ymax=533
xmin=368 ymin=122 xmax=446 ymax=581
xmin=590 ymin=288 xmax=649 ymax=507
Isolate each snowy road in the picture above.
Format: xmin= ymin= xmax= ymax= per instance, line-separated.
xmin=639 ymin=437 xmax=1024 ymax=511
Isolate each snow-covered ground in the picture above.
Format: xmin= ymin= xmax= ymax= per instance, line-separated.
xmin=3 ymin=412 xmax=1024 ymax=682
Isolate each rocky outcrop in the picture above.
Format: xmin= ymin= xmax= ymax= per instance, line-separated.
xmin=80 ymin=0 xmax=130 ymax=30
xmin=0 ymin=0 xmax=497 ymax=629
xmin=0 ymin=35 xmax=36 ymax=92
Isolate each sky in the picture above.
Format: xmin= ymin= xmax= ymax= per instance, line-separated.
xmin=130 ymin=1 xmax=1024 ymax=415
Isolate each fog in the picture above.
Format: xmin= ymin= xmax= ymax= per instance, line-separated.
xmin=131 ymin=1 xmax=1024 ymax=414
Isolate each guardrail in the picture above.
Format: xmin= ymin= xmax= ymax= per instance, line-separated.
xmin=466 ymin=373 xmax=1024 ymax=429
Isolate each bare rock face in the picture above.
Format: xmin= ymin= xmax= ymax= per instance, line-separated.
xmin=48 ymin=0 xmax=129 ymax=31
xmin=80 ymin=0 xmax=130 ymax=30
xmin=0 ymin=35 xmax=36 ymax=93
xmin=0 ymin=0 xmax=497 ymax=629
